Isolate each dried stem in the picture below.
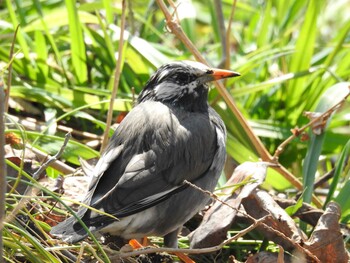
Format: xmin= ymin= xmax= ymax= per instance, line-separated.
xmin=184 ymin=179 xmax=257 ymax=222
xmin=184 ymin=179 xmax=320 ymax=262
xmin=259 ymin=220 xmax=320 ymax=262
xmin=224 ymin=0 xmax=238 ymax=71
xmin=33 ymin=132 xmax=72 ymax=180
xmin=155 ymin=0 xmax=318 ymax=205
xmin=5 ymin=24 xmax=20 ymax=113
xmin=28 ymin=145 xmax=75 ymax=175
xmin=273 ymin=89 xmax=350 ymax=160
xmin=112 ymin=173 xmax=321 ymax=261
xmin=100 ymin=0 xmax=127 ymax=152
xmin=78 ymin=242 xmax=104 ymax=263
xmin=213 ymin=0 xmax=227 ymax=67
xmin=116 ymin=212 xmax=320 ymax=262
xmin=156 ymin=0 xmax=271 ymax=162
xmin=114 ymin=216 xmax=267 ymax=259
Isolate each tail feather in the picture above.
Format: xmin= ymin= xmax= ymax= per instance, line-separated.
xmin=50 ymin=216 xmax=88 ymax=243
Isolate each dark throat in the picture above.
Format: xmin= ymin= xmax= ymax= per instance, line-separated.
xmin=172 ymin=87 xmax=209 ymax=112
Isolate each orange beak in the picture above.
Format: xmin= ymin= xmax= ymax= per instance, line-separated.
xmin=210 ymin=68 xmax=240 ymax=80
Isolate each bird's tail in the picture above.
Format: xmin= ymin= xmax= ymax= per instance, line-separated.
xmin=50 ymin=209 xmax=89 ymax=243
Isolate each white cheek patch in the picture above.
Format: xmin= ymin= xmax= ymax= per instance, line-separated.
xmin=187 ymin=80 xmax=199 ymax=92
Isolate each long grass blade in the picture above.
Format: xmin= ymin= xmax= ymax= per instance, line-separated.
xmin=64 ymin=0 xmax=88 ymax=84
xmin=287 ymin=0 xmax=323 ymax=111
xmin=302 ymin=82 xmax=350 ymax=204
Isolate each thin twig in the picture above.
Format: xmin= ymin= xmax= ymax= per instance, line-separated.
xmin=184 ymin=179 xmax=259 ymax=223
xmin=28 ymin=145 xmax=75 ymax=175
xmin=8 ymin=115 xmax=100 ymax=140
xmin=258 ymin=219 xmax=320 ymax=262
xmin=127 ymin=0 xmax=136 ymax=35
xmin=100 ymin=0 xmax=127 ymax=152
xmin=33 ymin=132 xmax=72 ymax=180
xmin=213 ymin=0 xmax=227 ymax=68
xmin=5 ymin=24 xmax=20 ymax=113
xmin=78 ymin=242 xmax=104 ymax=263
xmin=112 ymin=178 xmax=320 ymax=261
xmin=167 ymin=0 xmax=181 ymax=26
xmin=224 ymin=0 xmax=238 ymax=70
xmin=0 ymin=74 xmax=6 ymax=263
xmin=184 ymin=179 xmax=320 ymax=262
xmin=314 ymin=168 xmax=335 ymax=189
xmin=273 ymin=89 xmax=350 ymax=160
xmin=114 ymin=216 xmax=268 ymax=259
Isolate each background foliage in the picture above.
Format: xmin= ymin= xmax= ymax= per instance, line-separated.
xmin=1 ymin=0 xmax=349 ymax=262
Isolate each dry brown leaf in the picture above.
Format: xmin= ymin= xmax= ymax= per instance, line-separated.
xmin=5 ymin=132 xmax=22 ymax=145
xmin=274 ymin=197 xmax=323 ymax=227
xmin=243 ymin=190 xmax=306 ymax=251
xmin=304 ymin=202 xmax=349 ymax=263
xmin=5 ymin=145 xmax=42 ymax=194
xmin=189 ymin=162 xmax=270 ymax=248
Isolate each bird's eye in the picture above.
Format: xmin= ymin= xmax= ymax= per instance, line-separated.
xmin=176 ymin=73 xmax=189 ymax=84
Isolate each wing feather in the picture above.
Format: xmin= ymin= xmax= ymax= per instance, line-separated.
xmin=79 ymin=101 xmax=219 ymax=223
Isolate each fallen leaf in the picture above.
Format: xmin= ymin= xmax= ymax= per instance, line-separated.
xmin=243 ymin=190 xmax=307 ymax=251
xmin=189 ymin=162 xmax=270 ymax=248
xmin=304 ymin=202 xmax=349 ymax=263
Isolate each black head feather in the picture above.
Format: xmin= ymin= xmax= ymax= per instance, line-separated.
xmin=138 ymin=61 xmax=215 ymax=112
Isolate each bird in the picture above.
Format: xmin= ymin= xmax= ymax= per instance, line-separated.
xmin=50 ymin=60 xmax=240 ymax=248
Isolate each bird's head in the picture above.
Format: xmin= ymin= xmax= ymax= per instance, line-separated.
xmin=138 ymin=61 xmax=240 ymax=112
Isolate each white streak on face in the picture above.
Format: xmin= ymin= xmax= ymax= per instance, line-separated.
xmin=187 ymin=80 xmax=200 ymax=92
xmin=158 ymin=68 xmax=171 ymax=82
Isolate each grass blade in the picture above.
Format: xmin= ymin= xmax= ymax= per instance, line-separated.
xmin=64 ymin=0 xmax=88 ymax=84
xmin=287 ymin=0 xmax=323 ymax=111
xmin=327 ymin=139 xmax=350 ymax=208
xmin=302 ymin=82 xmax=350 ymax=204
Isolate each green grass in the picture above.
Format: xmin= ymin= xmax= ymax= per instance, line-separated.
xmin=1 ymin=0 xmax=349 ymax=261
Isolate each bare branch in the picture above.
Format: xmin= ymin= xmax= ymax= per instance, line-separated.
xmin=33 ymin=132 xmax=72 ymax=180
xmin=113 ymin=216 xmax=267 ymax=259
xmin=5 ymin=24 xmax=20 ymax=113
xmin=186 ymin=179 xmax=320 ymax=261
xmin=100 ymin=0 xmax=127 ymax=152
xmin=225 ymin=0 xmax=238 ymax=70
xmin=273 ymin=88 xmax=350 ymax=160
xmin=213 ymin=0 xmax=227 ymax=68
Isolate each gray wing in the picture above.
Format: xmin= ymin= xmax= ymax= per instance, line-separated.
xmin=51 ymin=101 xmax=223 ymax=241
xmin=88 ymin=101 xmax=219 ymax=217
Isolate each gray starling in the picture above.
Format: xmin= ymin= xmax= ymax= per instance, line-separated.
xmin=50 ymin=61 xmax=240 ymax=247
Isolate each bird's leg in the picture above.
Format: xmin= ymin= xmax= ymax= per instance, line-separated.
xmin=165 ymin=229 xmax=196 ymax=263
xmin=163 ymin=228 xmax=180 ymax=248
